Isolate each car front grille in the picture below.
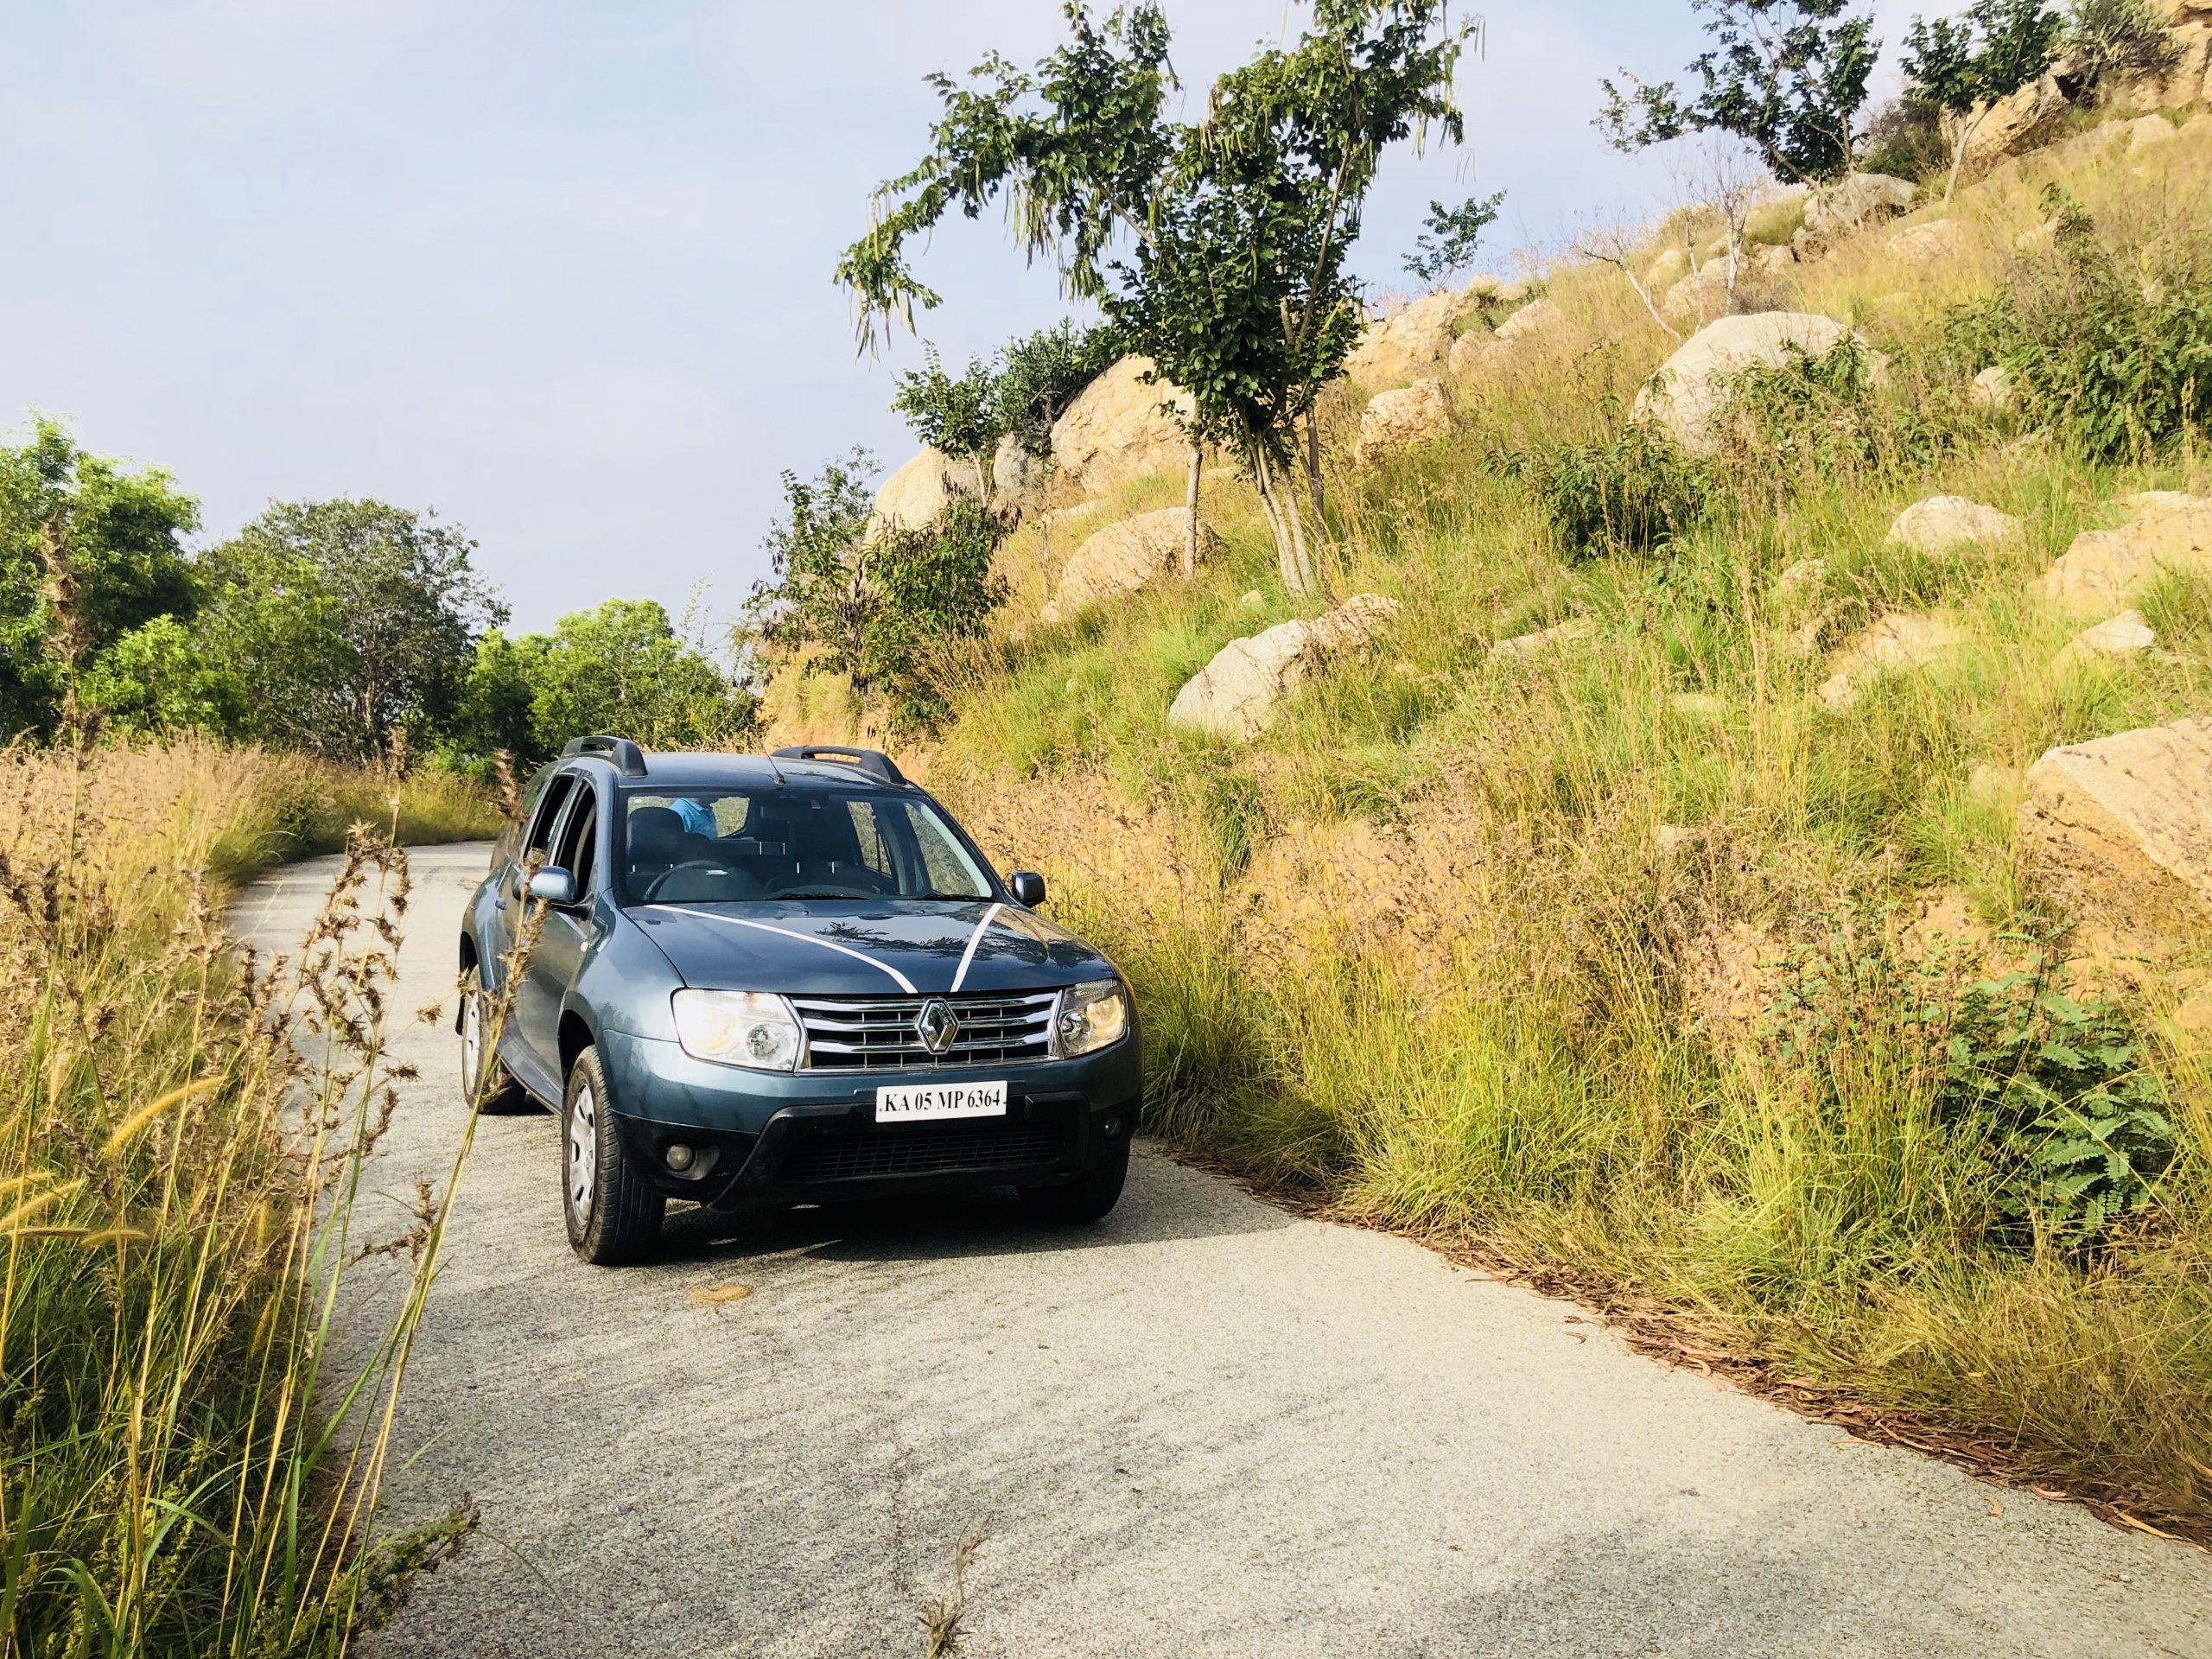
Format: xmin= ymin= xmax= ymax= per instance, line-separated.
xmin=779 ymin=1120 xmax=1065 ymax=1182
xmin=791 ymin=991 xmax=1059 ymax=1072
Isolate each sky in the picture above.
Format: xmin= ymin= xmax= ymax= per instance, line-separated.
xmin=0 ymin=0 xmax=1919 ymax=636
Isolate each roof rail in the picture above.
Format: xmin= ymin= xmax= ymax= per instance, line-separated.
xmin=770 ymin=745 xmax=907 ymax=787
xmin=563 ymin=734 xmax=649 ymax=779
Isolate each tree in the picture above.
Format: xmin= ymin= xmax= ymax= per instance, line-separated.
xmin=75 ymin=614 xmax=249 ymax=739
xmin=859 ymin=502 xmax=1011 ymax=728
xmin=1404 ymin=191 xmax=1506 ymax=285
xmin=0 ymin=417 xmax=200 ymax=737
xmin=891 ymin=346 xmax=1005 ymax=501
xmin=195 ymin=499 xmax=505 ymax=764
xmin=748 ymin=451 xmax=881 ymax=690
xmin=1599 ymin=1 xmax=1880 ymax=188
xmin=837 ymin=1 xmax=1477 ymax=598
xmin=989 ymin=321 xmax=1122 ymax=455
xmin=1904 ymin=1 xmax=2063 ymax=202
xmin=519 ymin=599 xmax=754 ymax=755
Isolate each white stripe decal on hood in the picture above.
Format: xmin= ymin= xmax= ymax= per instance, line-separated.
xmin=658 ymin=907 xmax=918 ymax=994
xmin=949 ymin=903 xmax=1006 ymax=993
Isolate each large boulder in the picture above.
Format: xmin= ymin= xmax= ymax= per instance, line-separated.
xmin=1660 ymin=262 xmax=1733 ymax=330
xmin=1167 ymin=594 xmax=1400 ymax=741
xmin=2054 ymin=609 xmax=2158 ymax=672
xmin=1041 ymin=508 xmax=1220 ymax=625
xmin=1354 ymin=379 xmax=1452 ymax=467
xmin=1803 ymin=173 xmax=1918 ymax=237
xmin=1493 ymin=296 xmax=1561 ymax=343
xmin=990 ymin=434 xmax=1054 ymax=515
xmin=2035 ymin=499 xmax=2212 ymax=615
xmin=1049 ymin=356 xmax=1196 ymax=495
xmin=2019 ymin=716 xmax=2212 ymax=948
xmin=1886 ymin=218 xmax=1965 ymax=264
xmin=1344 ymin=289 xmax=1464 ymax=388
xmin=871 ymin=447 xmax=979 ymax=537
xmin=1815 ymin=611 xmax=1964 ymax=709
xmin=1886 ymin=495 xmax=2023 ymax=555
xmin=1633 ymin=312 xmax=1859 ymax=457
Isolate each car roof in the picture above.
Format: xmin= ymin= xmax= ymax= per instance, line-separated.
xmin=566 ymin=752 xmax=912 ymax=792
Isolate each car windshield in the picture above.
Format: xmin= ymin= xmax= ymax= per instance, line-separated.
xmin=617 ymin=788 xmax=997 ymax=906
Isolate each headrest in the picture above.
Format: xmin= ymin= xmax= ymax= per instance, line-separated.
xmin=628 ymin=805 xmax=685 ymax=856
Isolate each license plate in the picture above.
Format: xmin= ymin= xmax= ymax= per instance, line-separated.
xmin=874 ymin=1080 xmax=1008 ymax=1123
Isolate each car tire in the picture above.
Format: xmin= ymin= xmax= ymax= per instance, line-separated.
xmin=459 ymin=971 xmax=531 ymax=1116
xmin=1017 ymin=1137 xmax=1129 ymax=1224
xmin=562 ymin=1046 xmax=664 ymax=1265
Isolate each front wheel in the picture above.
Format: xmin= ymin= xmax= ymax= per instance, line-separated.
xmin=1018 ymin=1138 xmax=1129 ymax=1224
xmin=459 ymin=970 xmax=530 ymax=1115
xmin=562 ymin=1046 xmax=664 ymax=1265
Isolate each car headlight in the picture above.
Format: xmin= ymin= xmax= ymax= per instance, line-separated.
xmin=1057 ymin=978 xmax=1129 ymax=1058
xmin=671 ymin=989 xmax=802 ymax=1071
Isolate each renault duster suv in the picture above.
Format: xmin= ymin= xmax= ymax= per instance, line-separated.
xmin=456 ymin=737 xmax=1141 ymax=1263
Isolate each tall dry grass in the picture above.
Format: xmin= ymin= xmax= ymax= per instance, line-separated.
xmin=0 ymin=739 xmax=512 ymax=1654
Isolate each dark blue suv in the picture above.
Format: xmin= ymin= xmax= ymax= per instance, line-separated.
xmin=457 ymin=737 xmax=1141 ymax=1263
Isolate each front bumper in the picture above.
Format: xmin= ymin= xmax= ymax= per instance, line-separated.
xmin=596 ymin=1027 xmax=1142 ymax=1204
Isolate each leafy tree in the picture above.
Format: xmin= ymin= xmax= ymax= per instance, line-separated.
xmin=749 ymin=451 xmax=882 ymax=689
xmin=836 ymin=1 xmax=1476 ymax=597
xmin=0 ymin=417 xmax=199 ymax=737
xmin=1403 ymin=190 xmax=1506 ymax=285
xmin=989 ymin=321 xmax=1122 ymax=455
xmin=1903 ymin=2 xmax=2063 ymax=202
xmin=75 ymin=614 xmax=249 ymax=739
xmin=859 ymin=501 xmax=1011 ymax=728
xmin=195 ymin=499 xmax=505 ymax=764
xmin=1599 ymin=1 xmax=1880 ymax=187
xmin=891 ymin=346 xmax=1005 ymax=500
xmin=519 ymin=599 xmax=753 ymax=755
xmin=2064 ymin=0 xmax=2179 ymax=93
xmin=449 ymin=627 xmax=550 ymax=763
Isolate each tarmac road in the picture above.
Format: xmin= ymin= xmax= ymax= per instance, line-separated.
xmin=235 ymin=843 xmax=2212 ymax=1659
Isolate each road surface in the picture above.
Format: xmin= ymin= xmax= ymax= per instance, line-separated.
xmin=235 ymin=843 xmax=2211 ymax=1659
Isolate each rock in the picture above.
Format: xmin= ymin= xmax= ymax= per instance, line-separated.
xmin=1049 ymin=356 xmax=1196 ymax=495
xmin=1967 ymin=761 xmax=2021 ymax=810
xmin=1655 ymin=823 xmax=1700 ymax=855
xmin=1446 ymin=328 xmax=1510 ymax=380
xmin=1632 ymin=312 xmax=1861 ymax=457
xmin=1803 ymin=173 xmax=1917 ymax=237
xmin=2126 ymin=113 xmax=2181 ymax=153
xmin=871 ymin=447 xmax=979 ymax=537
xmin=2019 ymin=716 xmax=2212 ymax=946
xmin=1971 ymin=365 xmax=2016 ymax=410
xmin=1815 ymin=612 xmax=1965 ymax=709
xmin=2054 ymin=608 xmax=2158 ymax=671
xmin=2121 ymin=491 xmax=2212 ymax=513
xmin=1490 ymin=617 xmax=1593 ymax=663
xmin=1886 ymin=218 xmax=1964 ymax=264
xmin=1493 ymin=296 xmax=1561 ymax=343
xmin=1166 ymin=594 xmax=1401 ymax=741
xmin=1967 ymin=71 xmax=2069 ymax=163
xmin=1344 ymin=289 xmax=1465 ymax=387
xmin=1886 ymin=495 xmax=2023 ymax=555
xmin=1775 ymin=556 xmax=1829 ymax=604
xmin=1751 ymin=243 xmax=1797 ymax=278
xmin=1661 ymin=261 xmax=1734 ymax=329
xmin=1646 ymin=247 xmax=1688 ymax=289
xmin=1041 ymin=507 xmax=1221 ymax=624
xmin=1459 ymin=274 xmax=1502 ymax=300
xmin=1240 ymin=589 xmax=1264 ymax=608
xmin=2035 ymin=499 xmax=2212 ymax=615
xmin=990 ymin=434 xmax=1053 ymax=514
xmin=1493 ymin=280 xmax=1532 ymax=307
xmin=1354 ymin=379 xmax=1452 ymax=467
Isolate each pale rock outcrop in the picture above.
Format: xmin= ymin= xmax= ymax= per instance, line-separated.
xmin=1751 ymin=243 xmax=1797 ymax=278
xmin=2018 ymin=716 xmax=2212 ymax=947
xmin=2035 ymin=499 xmax=2212 ymax=615
xmin=1354 ymin=379 xmax=1452 ymax=467
xmin=2126 ymin=112 xmax=2182 ymax=153
xmin=1972 ymin=365 xmax=2017 ymax=410
xmin=1167 ymin=594 xmax=1401 ymax=741
xmin=1885 ymin=495 xmax=2022 ymax=555
xmin=1344 ymin=290 xmax=1464 ymax=388
xmin=2120 ymin=491 xmax=2212 ymax=514
xmin=1633 ymin=312 xmax=1860 ymax=457
xmin=2053 ymin=608 xmax=2158 ymax=671
xmin=1490 ymin=617 xmax=1593 ymax=663
xmin=1041 ymin=507 xmax=1221 ymax=625
xmin=1661 ymin=261 xmax=1734 ymax=329
xmin=1646 ymin=247 xmax=1688 ymax=289
xmin=1815 ymin=612 xmax=1965 ymax=709
xmin=1446 ymin=327 xmax=1503 ymax=380
xmin=1886 ymin=218 xmax=1964 ymax=264
xmin=991 ymin=434 xmax=1053 ymax=514
xmin=1804 ymin=173 xmax=1917 ymax=237
xmin=1493 ymin=296 xmax=1561 ymax=343
xmin=1049 ymin=356 xmax=1196 ymax=495
xmin=871 ymin=447 xmax=980 ymax=537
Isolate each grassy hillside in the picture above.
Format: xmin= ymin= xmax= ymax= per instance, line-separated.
xmin=904 ymin=113 xmax=2212 ymax=1532
xmin=0 ymin=741 xmax=496 ymax=1653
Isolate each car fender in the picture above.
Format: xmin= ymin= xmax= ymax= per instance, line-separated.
xmin=569 ymin=906 xmax=684 ymax=1042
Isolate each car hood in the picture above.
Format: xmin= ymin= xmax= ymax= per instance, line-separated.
xmin=627 ymin=899 xmax=1117 ymax=997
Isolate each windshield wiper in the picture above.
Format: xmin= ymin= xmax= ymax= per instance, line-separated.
xmin=769 ymin=888 xmax=874 ymax=900
xmin=907 ymin=891 xmax=991 ymax=902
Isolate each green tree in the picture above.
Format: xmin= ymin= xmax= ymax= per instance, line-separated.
xmin=521 ymin=599 xmax=754 ymax=754
xmin=836 ymin=1 xmax=1476 ymax=597
xmin=748 ymin=451 xmax=882 ymax=689
xmin=1904 ymin=1 xmax=2063 ymax=201
xmin=1599 ymin=1 xmax=1880 ymax=187
xmin=891 ymin=346 xmax=1005 ymax=501
xmin=0 ymin=417 xmax=200 ymax=737
xmin=989 ymin=321 xmax=1122 ymax=455
xmin=195 ymin=499 xmax=505 ymax=764
xmin=449 ymin=627 xmax=550 ymax=763
xmin=75 ymin=614 xmax=249 ymax=739
xmin=1403 ymin=190 xmax=1507 ymax=285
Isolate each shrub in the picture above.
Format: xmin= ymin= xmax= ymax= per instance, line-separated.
xmin=1510 ymin=421 xmax=1716 ymax=558
xmin=1951 ymin=194 xmax=2212 ymax=461
xmin=2066 ymin=0 xmax=2181 ymax=94
xmin=991 ymin=321 xmax=1122 ymax=456
xmin=1860 ymin=95 xmax=1950 ymax=183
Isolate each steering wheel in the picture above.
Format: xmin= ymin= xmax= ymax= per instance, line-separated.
xmin=645 ymin=861 xmax=756 ymax=902
xmin=763 ymin=873 xmax=892 ymax=900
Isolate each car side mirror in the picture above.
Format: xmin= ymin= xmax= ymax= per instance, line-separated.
xmin=529 ymin=867 xmax=578 ymax=906
xmin=1007 ymin=870 xmax=1047 ymax=908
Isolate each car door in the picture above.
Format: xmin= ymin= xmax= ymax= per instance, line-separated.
xmin=494 ymin=771 xmax=580 ymax=1080
xmin=514 ymin=777 xmax=601 ymax=1084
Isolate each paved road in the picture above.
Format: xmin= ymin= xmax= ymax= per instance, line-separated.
xmin=236 ymin=844 xmax=2212 ymax=1659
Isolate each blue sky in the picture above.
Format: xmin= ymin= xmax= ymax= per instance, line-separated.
xmin=0 ymin=1 xmax=1916 ymax=634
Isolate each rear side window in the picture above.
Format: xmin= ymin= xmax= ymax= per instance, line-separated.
xmin=554 ymin=784 xmax=598 ymax=894
xmin=524 ymin=773 xmax=576 ymax=861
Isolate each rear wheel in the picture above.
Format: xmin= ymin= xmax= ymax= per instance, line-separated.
xmin=459 ymin=969 xmax=530 ymax=1115
xmin=1017 ymin=1138 xmax=1129 ymax=1224
xmin=563 ymin=1046 xmax=664 ymax=1265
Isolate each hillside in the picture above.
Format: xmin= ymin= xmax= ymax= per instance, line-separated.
xmin=774 ymin=75 xmax=2212 ymax=1532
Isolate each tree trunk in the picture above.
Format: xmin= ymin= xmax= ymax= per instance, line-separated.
xmin=1255 ymin=453 xmax=1316 ymax=598
xmin=1302 ymin=411 xmax=1327 ymax=534
xmin=1183 ymin=442 xmax=1203 ymax=578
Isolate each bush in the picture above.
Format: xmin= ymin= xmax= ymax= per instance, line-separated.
xmin=1860 ymin=95 xmax=1950 ymax=183
xmin=1951 ymin=194 xmax=2212 ymax=461
xmin=2066 ymin=0 xmax=2181 ymax=94
xmin=1510 ymin=421 xmax=1716 ymax=558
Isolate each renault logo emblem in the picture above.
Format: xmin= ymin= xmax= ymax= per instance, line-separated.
xmin=914 ymin=998 xmax=960 ymax=1056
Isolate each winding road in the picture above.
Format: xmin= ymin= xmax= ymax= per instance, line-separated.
xmin=236 ymin=844 xmax=2211 ymax=1659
